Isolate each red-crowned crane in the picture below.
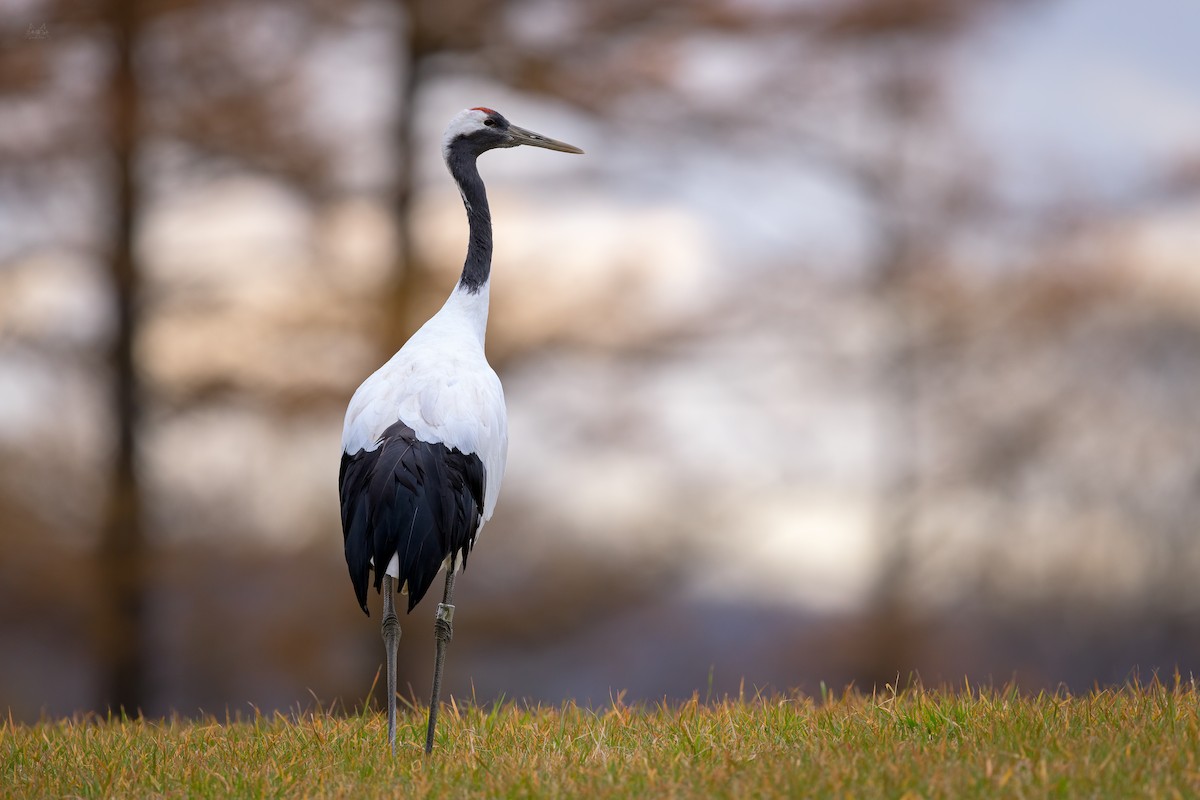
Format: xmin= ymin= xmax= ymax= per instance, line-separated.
xmin=339 ymin=107 xmax=583 ymax=754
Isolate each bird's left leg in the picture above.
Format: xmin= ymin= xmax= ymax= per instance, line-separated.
xmin=424 ymin=556 xmax=457 ymax=754
xmin=381 ymin=574 xmax=401 ymax=756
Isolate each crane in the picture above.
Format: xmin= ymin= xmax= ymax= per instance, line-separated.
xmin=339 ymin=107 xmax=583 ymax=754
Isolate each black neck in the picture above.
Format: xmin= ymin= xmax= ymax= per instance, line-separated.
xmin=445 ymin=143 xmax=492 ymax=293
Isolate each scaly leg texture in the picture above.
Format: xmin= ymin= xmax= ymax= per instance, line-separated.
xmin=424 ymin=562 xmax=457 ymax=754
xmin=381 ymin=574 xmax=401 ymax=755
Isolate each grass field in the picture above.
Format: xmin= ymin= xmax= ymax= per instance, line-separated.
xmin=4 ymin=677 xmax=1199 ymax=798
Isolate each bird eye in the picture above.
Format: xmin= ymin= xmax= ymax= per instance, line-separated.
xmin=483 ymin=118 xmax=497 ymax=127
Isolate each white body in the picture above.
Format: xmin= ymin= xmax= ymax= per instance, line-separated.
xmin=342 ymin=285 xmax=508 ymax=578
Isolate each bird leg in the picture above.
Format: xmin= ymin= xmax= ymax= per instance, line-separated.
xmin=424 ymin=557 xmax=457 ymax=754
xmin=380 ymin=574 xmax=401 ymax=756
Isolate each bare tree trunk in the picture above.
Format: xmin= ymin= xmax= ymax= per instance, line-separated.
xmin=861 ymin=240 xmax=923 ymax=691
xmin=859 ymin=61 xmax=927 ymax=689
xmin=100 ymin=0 xmax=146 ymax=716
xmin=384 ymin=0 xmax=430 ymax=354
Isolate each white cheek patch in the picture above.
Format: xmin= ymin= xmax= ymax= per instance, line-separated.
xmin=441 ymin=108 xmax=491 ymax=159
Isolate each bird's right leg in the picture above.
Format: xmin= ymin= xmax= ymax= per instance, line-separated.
xmin=424 ymin=558 xmax=457 ymax=754
xmin=381 ymin=574 xmax=401 ymax=756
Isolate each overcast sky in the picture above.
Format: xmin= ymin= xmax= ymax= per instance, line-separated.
xmin=959 ymin=0 xmax=1200 ymax=202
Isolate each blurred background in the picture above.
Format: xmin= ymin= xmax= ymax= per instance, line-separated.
xmin=3 ymin=0 xmax=1200 ymax=721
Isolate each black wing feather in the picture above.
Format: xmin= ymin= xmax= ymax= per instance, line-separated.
xmin=340 ymin=420 xmax=486 ymax=616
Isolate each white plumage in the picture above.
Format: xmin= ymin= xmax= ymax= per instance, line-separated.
xmin=341 ymin=286 xmax=508 ymax=578
xmin=338 ymin=106 xmax=581 ymax=755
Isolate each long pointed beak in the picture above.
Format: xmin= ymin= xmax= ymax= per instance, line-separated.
xmin=507 ymin=124 xmax=584 ymax=154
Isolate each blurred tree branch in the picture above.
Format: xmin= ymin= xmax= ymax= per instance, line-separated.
xmin=0 ymin=0 xmax=364 ymax=714
xmin=14 ymin=0 xmax=1160 ymax=713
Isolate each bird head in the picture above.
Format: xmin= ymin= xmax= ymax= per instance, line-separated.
xmin=442 ymin=107 xmax=584 ymax=160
